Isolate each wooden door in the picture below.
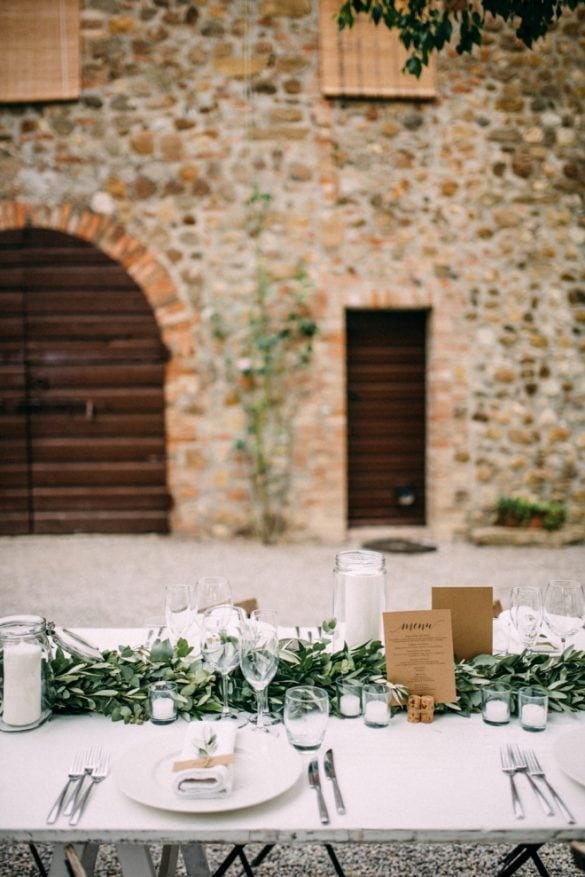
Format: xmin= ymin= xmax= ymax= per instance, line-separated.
xmin=346 ymin=309 xmax=427 ymax=526
xmin=0 ymin=228 xmax=171 ymax=534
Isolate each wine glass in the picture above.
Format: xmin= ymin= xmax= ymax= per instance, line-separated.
xmin=191 ymin=576 xmax=232 ymax=614
xmin=201 ymin=605 xmax=242 ymax=721
xmin=510 ymin=586 xmax=543 ymax=651
xmin=543 ymin=580 xmax=585 ymax=653
xmin=164 ymin=584 xmax=193 ymax=646
xmin=239 ymin=611 xmax=279 ymax=731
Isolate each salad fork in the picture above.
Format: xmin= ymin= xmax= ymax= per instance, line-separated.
xmin=46 ymin=751 xmax=85 ymax=824
xmin=69 ymin=752 xmax=111 ymax=826
xmin=500 ymin=745 xmax=524 ymax=819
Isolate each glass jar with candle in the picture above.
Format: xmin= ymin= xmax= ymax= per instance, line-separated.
xmin=333 ymin=550 xmax=386 ymax=649
xmin=149 ymin=681 xmax=178 ymax=724
xmin=0 ymin=615 xmax=52 ymax=732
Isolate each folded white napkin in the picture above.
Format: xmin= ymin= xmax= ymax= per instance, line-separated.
xmin=172 ymin=721 xmax=237 ymax=799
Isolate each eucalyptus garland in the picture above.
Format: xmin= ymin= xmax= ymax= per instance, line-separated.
xmin=46 ymin=634 xmax=585 ymax=725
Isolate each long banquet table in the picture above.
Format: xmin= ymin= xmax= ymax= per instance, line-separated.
xmin=1 ymin=628 xmax=584 ymax=877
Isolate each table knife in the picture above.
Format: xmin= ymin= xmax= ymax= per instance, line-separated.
xmin=308 ymin=759 xmax=329 ymax=824
xmin=324 ymin=748 xmax=346 ymax=815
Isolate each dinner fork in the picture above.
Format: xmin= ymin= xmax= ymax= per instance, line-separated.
xmin=509 ymin=746 xmax=554 ymax=816
xmin=46 ymin=751 xmax=85 ymax=824
xmin=525 ymin=749 xmax=576 ymax=824
xmin=63 ymin=745 xmax=102 ymax=816
xmin=69 ymin=751 xmax=111 ymax=826
xmin=500 ymin=745 xmax=524 ymax=819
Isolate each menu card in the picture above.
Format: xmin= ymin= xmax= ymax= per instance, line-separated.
xmin=432 ymin=587 xmax=493 ymax=660
xmin=383 ymin=610 xmax=456 ymax=704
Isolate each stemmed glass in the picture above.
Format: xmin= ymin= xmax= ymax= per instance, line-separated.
xmin=510 ymin=586 xmax=543 ymax=651
xmin=192 ymin=576 xmax=232 ymax=614
xmin=543 ymin=579 xmax=585 ymax=653
xmin=164 ymin=584 xmax=193 ymax=646
xmin=201 ymin=605 xmax=242 ymax=721
xmin=239 ymin=611 xmax=279 ymax=731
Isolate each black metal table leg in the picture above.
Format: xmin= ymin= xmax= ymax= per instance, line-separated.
xmin=496 ymin=844 xmax=551 ymax=877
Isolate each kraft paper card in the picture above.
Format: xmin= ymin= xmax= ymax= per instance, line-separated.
xmin=432 ymin=587 xmax=493 ymax=660
xmin=383 ymin=610 xmax=456 ymax=704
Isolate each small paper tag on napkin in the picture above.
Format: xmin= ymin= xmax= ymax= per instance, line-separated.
xmin=172 ymin=753 xmax=235 ymax=772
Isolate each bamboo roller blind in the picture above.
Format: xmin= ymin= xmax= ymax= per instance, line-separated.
xmin=0 ymin=0 xmax=80 ymax=103
xmin=319 ymin=0 xmax=436 ymax=98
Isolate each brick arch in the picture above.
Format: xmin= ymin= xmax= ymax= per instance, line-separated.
xmin=0 ymin=201 xmax=187 ymax=341
xmin=0 ymin=199 xmax=195 ymax=535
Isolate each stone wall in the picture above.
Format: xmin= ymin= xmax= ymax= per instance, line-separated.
xmin=1 ymin=0 xmax=584 ymax=542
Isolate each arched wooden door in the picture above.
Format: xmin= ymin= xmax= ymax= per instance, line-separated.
xmin=0 ymin=227 xmax=171 ymax=534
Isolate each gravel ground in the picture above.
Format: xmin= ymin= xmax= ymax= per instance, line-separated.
xmin=1 ymin=839 xmax=582 ymax=877
xmin=1 ymin=533 xmax=584 ymax=876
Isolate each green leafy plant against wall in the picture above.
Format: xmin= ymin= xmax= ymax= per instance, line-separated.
xmin=495 ymin=495 xmax=567 ymax=531
xmin=211 ymin=189 xmax=318 ymax=544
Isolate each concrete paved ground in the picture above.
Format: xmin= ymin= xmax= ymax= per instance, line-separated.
xmin=1 ymin=532 xmax=584 ymax=628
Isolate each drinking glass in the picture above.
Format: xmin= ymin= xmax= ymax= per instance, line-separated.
xmin=239 ymin=611 xmax=279 ymax=731
xmin=192 ymin=576 xmax=232 ymax=614
xmin=164 ymin=584 xmax=193 ymax=645
xmin=543 ymin=580 xmax=585 ymax=653
xmin=510 ymin=586 xmax=543 ymax=650
xmin=201 ymin=605 xmax=242 ymax=721
xmin=283 ymin=686 xmax=329 ymax=752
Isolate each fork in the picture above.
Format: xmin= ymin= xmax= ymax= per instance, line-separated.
xmin=500 ymin=745 xmax=524 ymax=819
xmin=63 ymin=745 xmax=102 ymax=816
xmin=46 ymin=751 xmax=85 ymax=824
xmin=69 ymin=752 xmax=111 ymax=826
xmin=525 ymin=749 xmax=576 ymax=824
xmin=509 ymin=746 xmax=554 ymax=816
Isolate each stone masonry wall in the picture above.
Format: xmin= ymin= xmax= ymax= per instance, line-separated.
xmin=0 ymin=0 xmax=584 ymax=542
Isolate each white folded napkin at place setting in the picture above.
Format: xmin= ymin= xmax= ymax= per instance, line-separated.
xmin=172 ymin=721 xmax=237 ymax=799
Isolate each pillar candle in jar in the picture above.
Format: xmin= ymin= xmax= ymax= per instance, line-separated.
xmin=484 ymin=699 xmax=509 ymax=724
xmin=152 ymin=697 xmax=176 ymax=722
xmin=339 ymin=693 xmax=361 ymax=717
xmin=344 ymin=576 xmax=384 ymax=648
xmin=521 ymin=703 xmax=546 ymax=728
xmin=364 ymin=700 xmax=389 ymax=725
xmin=2 ymin=641 xmax=42 ymax=727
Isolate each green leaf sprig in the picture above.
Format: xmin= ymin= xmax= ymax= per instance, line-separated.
xmin=44 ymin=630 xmax=585 ymax=724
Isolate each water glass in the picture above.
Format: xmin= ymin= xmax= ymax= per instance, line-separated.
xmin=201 ymin=605 xmax=242 ymax=721
xmin=283 ymin=686 xmax=329 ymax=752
xmin=510 ymin=586 xmax=543 ymax=650
xmin=239 ymin=611 xmax=279 ymax=730
xmin=192 ymin=576 xmax=232 ymax=614
xmin=164 ymin=584 xmax=193 ymax=645
xmin=518 ymin=687 xmax=548 ymax=732
xmin=543 ymin=580 xmax=585 ymax=653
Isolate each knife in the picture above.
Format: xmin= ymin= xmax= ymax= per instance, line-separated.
xmin=324 ymin=748 xmax=346 ymax=815
xmin=308 ymin=759 xmax=330 ymax=824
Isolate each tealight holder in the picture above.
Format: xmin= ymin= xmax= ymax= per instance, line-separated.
xmin=481 ymin=685 xmax=511 ymax=726
xmin=519 ymin=686 xmax=548 ymax=732
xmin=362 ymin=682 xmax=390 ymax=728
xmin=149 ymin=681 xmax=178 ymax=725
xmin=336 ymin=679 xmax=362 ymax=718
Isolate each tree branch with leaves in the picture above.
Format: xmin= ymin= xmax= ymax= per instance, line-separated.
xmin=336 ymin=1 xmax=584 ymax=76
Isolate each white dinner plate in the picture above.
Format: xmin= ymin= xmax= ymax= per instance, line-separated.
xmin=553 ymin=727 xmax=585 ymax=786
xmin=115 ymin=728 xmax=303 ymax=813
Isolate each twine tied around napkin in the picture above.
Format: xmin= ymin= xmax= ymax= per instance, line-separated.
xmin=172 ymin=721 xmax=237 ymax=799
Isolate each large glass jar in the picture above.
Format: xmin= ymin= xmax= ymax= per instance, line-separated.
xmin=333 ymin=550 xmax=386 ymax=649
xmin=0 ymin=615 xmax=52 ymax=731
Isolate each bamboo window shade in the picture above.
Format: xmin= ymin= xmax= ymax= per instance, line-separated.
xmin=319 ymin=0 xmax=436 ymax=98
xmin=0 ymin=0 xmax=80 ymax=103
